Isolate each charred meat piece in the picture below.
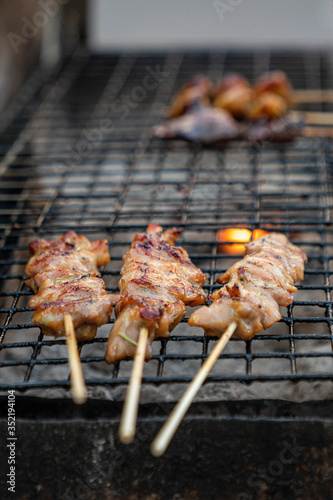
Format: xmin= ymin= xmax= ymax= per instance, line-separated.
xmin=242 ymin=112 xmax=303 ymax=143
xmin=213 ymin=74 xmax=250 ymax=96
xmin=25 ymin=231 xmax=110 ymax=293
xmin=159 ymin=71 xmax=298 ymax=145
xmin=249 ymin=71 xmax=294 ymax=121
xmin=254 ymin=70 xmax=294 ymax=106
xmin=25 ymin=231 xmax=120 ymax=340
xmin=213 ymin=71 xmax=294 ymax=121
xmin=166 ymin=76 xmax=212 ymax=118
xmin=214 ymin=86 xmax=255 ymax=120
xmin=247 ymin=91 xmax=288 ymax=121
xmin=188 ymin=233 xmax=307 ymax=341
xmin=213 ymin=74 xmax=254 ymax=119
xmin=105 ymin=225 xmax=207 ymax=363
xmin=155 ymin=105 xmax=239 ymax=144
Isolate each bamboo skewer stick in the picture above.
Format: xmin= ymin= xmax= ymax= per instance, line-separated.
xmin=289 ymin=110 xmax=333 ymax=126
xmin=64 ymin=313 xmax=87 ymax=405
xmin=119 ymin=326 xmax=149 ymax=444
xmin=294 ymin=89 xmax=333 ymax=104
xmin=303 ymin=111 xmax=333 ymax=125
xmin=150 ymin=321 xmax=237 ymax=457
xmin=303 ymin=126 xmax=333 ymax=138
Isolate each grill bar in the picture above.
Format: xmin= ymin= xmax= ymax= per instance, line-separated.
xmin=1 ymin=50 xmax=333 ymax=400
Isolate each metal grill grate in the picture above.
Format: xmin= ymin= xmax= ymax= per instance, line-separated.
xmin=1 ymin=49 xmax=333 ymax=401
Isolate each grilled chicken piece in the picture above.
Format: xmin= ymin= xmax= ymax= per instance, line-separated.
xmin=213 ymin=74 xmax=254 ymax=119
xmin=247 ymin=91 xmax=288 ymax=121
xmin=247 ymin=71 xmax=294 ymax=121
xmin=254 ymin=70 xmax=294 ymax=106
xmin=25 ymin=231 xmax=120 ymax=340
xmin=155 ymin=105 xmax=239 ymax=144
xmin=213 ymin=74 xmax=250 ymax=96
xmin=26 ymin=231 xmax=110 ymax=293
xmin=159 ymin=71 xmax=298 ymax=145
xmin=105 ymin=225 xmax=207 ymax=363
xmin=166 ymin=76 xmax=212 ymax=118
xmin=213 ymin=72 xmax=294 ymax=121
xmin=189 ymin=233 xmax=307 ymax=340
xmin=214 ymin=86 xmax=255 ymax=120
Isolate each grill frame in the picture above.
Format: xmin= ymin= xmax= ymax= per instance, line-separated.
xmin=1 ymin=49 xmax=333 ymax=398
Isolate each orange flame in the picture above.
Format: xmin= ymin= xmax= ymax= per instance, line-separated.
xmin=217 ymin=228 xmax=268 ymax=254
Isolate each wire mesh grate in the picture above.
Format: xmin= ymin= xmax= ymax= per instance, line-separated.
xmin=1 ymin=49 xmax=333 ymax=400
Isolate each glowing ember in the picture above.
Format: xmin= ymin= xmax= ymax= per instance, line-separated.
xmin=217 ymin=228 xmax=268 ymax=254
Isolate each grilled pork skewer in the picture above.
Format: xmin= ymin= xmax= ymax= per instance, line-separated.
xmin=25 ymin=231 xmax=120 ymax=403
xmin=105 ymin=224 xmax=207 ymax=364
xmin=166 ymin=75 xmax=212 ymax=118
xmin=214 ymin=71 xmax=293 ymax=121
xmin=159 ymin=70 xmax=305 ymax=145
xmin=151 ymin=233 xmax=307 ymax=456
xmin=189 ymin=233 xmax=307 ymax=338
xmin=25 ymin=231 xmax=119 ymax=340
xmin=212 ymin=71 xmax=302 ymax=141
xmin=213 ymin=74 xmax=255 ymax=119
xmin=254 ymin=71 xmax=294 ymax=106
xmin=105 ymin=224 xmax=206 ymax=444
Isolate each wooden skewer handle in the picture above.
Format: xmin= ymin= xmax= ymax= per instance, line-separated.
xmin=64 ymin=314 xmax=87 ymax=405
xmin=303 ymin=126 xmax=333 ymax=138
xmin=150 ymin=321 xmax=237 ymax=457
xmin=304 ymin=111 xmax=333 ymax=126
xmin=119 ymin=326 xmax=149 ymax=444
xmin=294 ymin=89 xmax=333 ymax=104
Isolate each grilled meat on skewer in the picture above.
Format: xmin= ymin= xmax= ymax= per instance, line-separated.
xmin=25 ymin=231 xmax=110 ymax=293
xmin=213 ymin=74 xmax=254 ymax=120
xmin=25 ymin=231 xmax=120 ymax=340
xmin=155 ymin=104 xmax=239 ymax=144
xmin=213 ymin=71 xmax=293 ymax=121
xmin=158 ymin=70 xmax=300 ymax=145
xmin=213 ymin=74 xmax=250 ymax=96
xmin=105 ymin=225 xmax=207 ymax=363
xmin=189 ymin=233 xmax=307 ymax=340
xmin=214 ymin=85 xmax=254 ymax=120
xmin=247 ymin=71 xmax=294 ymax=121
xmin=166 ymin=75 xmax=212 ymax=118
xmin=247 ymin=91 xmax=288 ymax=121
xmin=254 ymin=70 xmax=294 ymax=106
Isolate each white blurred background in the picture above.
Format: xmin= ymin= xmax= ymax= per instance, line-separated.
xmin=88 ymin=0 xmax=333 ymax=51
